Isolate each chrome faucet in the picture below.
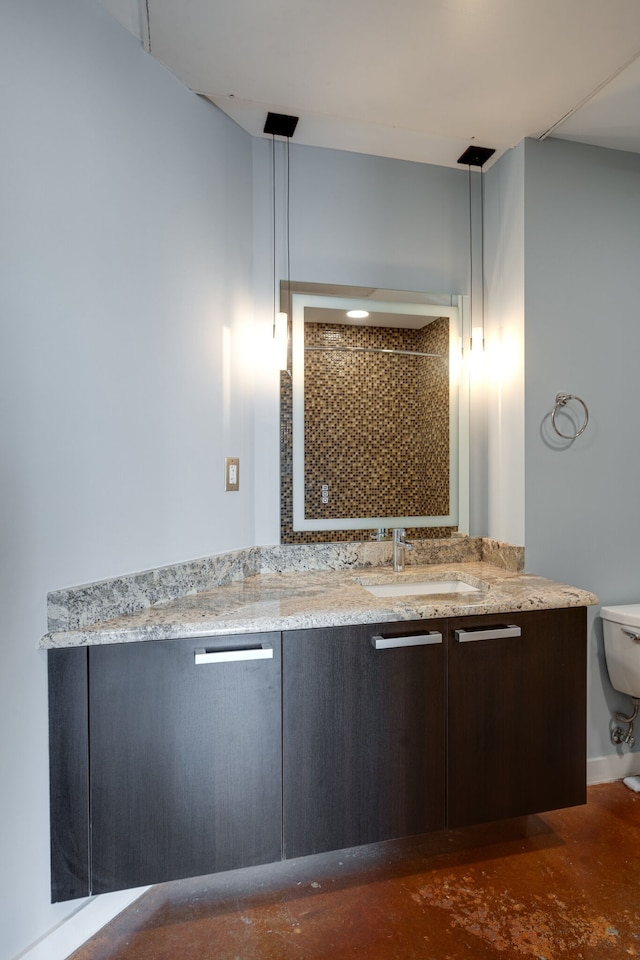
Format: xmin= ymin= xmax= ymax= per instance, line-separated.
xmin=392 ymin=528 xmax=414 ymax=573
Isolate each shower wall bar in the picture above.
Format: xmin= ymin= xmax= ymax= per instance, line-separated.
xmin=304 ymin=345 xmax=447 ymax=359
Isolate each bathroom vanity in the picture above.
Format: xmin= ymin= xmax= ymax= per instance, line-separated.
xmin=43 ymin=541 xmax=596 ymax=902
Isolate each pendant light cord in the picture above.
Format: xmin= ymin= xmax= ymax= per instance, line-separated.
xmin=480 ymin=166 xmax=485 ymax=346
xmin=286 ymin=137 xmax=292 ymax=320
xmin=467 ymin=164 xmax=486 ymax=349
xmin=272 ymin=134 xmax=276 ymax=336
xmin=468 ymin=165 xmax=473 ymax=350
xmin=272 ymin=135 xmax=292 ymax=324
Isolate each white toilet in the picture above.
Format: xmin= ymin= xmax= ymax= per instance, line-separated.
xmin=601 ymin=606 xmax=640 ymax=789
xmin=601 ymin=604 xmax=640 ymax=698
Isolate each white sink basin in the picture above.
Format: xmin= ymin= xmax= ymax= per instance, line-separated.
xmin=359 ymin=579 xmax=482 ymax=598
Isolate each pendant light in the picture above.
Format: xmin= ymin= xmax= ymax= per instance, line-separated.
xmin=457 ymin=146 xmax=495 ymax=354
xmin=264 ymin=112 xmax=298 ymax=372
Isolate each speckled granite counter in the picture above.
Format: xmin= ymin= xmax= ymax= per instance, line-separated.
xmin=40 ymin=539 xmax=598 ymax=649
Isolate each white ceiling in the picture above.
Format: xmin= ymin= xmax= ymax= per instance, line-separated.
xmin=98 ymin=0 xmax=640 ymax=169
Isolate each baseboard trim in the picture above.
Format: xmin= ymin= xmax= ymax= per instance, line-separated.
xmin=13 ymin=887 xmax=149 ymax=960
xmin=587 ymin=752 xmax=640 ymax=785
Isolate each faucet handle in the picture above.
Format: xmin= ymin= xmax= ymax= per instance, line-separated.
xmin=370 ymin=528 xmax=389 ymax=541
xmin=392 ymin=527 xmax=413 ymax=546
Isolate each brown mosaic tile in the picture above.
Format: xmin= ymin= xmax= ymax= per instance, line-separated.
xmin=280 ymin=319 xmax=456 ymax=544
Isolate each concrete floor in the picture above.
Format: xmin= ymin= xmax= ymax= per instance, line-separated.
xmin=69 ymin=782 xmax=640 ymax=960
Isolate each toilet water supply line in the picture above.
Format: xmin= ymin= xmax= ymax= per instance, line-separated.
xmin=612 ymin=698 xmax=640 ymax=748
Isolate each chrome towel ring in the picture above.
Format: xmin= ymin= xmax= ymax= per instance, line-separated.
xmin=551 ymin=393 xmax=589 ymax=440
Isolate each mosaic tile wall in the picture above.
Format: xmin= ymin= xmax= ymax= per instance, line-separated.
xmin=280 ymin=318 xmax=456 ymax=544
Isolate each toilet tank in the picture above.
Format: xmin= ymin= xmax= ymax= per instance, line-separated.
xmin=601 ymin=604 xmax=640 ymax=698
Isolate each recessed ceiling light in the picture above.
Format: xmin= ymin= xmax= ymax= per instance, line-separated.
xmin=346 ymin=310 xmax=369 ymax=319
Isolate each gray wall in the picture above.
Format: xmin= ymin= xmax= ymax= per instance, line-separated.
xmin=523 ymin=137 xmax=640 ymax=758
xmin=484 ymin=143 xmax=525 ymax=546
xmin=252 ymin=139 xmax=485 ymax=543
xmin=1 ymin=2 xmax=256 ymax=956
xmin=287 ymin=143 xmax=470 ymax=293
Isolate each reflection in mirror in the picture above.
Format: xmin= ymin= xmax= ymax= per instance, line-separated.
xmin=280 ymin=284 xmax=469 ymax=544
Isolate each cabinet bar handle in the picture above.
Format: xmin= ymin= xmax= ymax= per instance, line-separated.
xmin=194 ymin=643 xmax=273 ymax=665
xmin=454 ymin=625 xmax=522 ymax=642
xmin=371 ymin=632 xmax=443 ymax=649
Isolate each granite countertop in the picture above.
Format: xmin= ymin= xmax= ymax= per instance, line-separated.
xmin=40 ymin=542 xmax=598 ymax=649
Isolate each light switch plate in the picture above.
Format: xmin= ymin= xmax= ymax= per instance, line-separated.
xmin=225 ymin=457 xmax=239 ymax=492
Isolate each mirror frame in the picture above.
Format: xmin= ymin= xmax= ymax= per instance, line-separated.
xmin=290 ymin=290 xmax=469 ymax=534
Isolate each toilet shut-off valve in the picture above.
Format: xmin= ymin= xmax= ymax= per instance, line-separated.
xmin=611 ymin=697 xmax=640 ymax=748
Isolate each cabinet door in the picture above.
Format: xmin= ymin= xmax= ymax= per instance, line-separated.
xmin=447 ymin=607 xmax=587 ymax=828
xmin=48 ymin=647 xmax=90 ymax=902
xmin=89 ymin=634 xmax=282 ymax=894
xmin=283 ymin=620 xmax=446 ymax=859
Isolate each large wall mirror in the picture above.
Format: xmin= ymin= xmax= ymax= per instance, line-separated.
xmin=280 ymin=283 xmax=469 ymax=544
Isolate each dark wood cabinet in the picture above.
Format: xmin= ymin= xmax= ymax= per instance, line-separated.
xmin=48 ymin=647 xmax=90 ymax=902
xmin=282 ymin=620 xmax=446 ymax=858
xmin=48 ymin=606 xmax=588 ymax=901
xmin=447 ymin=607 xmax=587 ymax=828
xmin=89 ymin=633 xmax=282 ymax=893
xmin=49 ymin=633 xmax=282 ymax=898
